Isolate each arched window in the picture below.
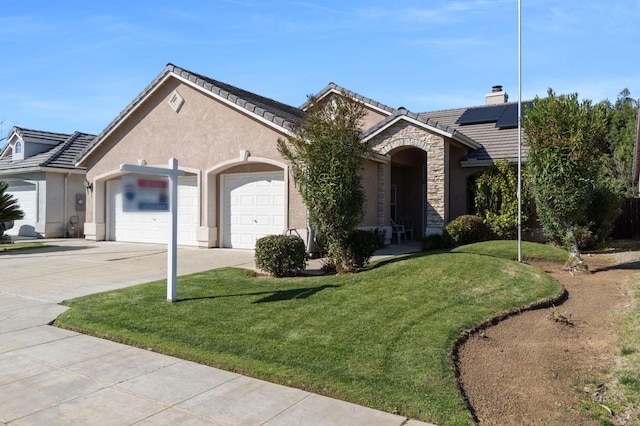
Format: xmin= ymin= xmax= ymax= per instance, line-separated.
xmin=14 ymin=141 xmax=22 ymax=154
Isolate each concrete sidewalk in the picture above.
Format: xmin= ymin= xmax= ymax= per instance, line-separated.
xmin=0 ymin=239 xmax=432 ymax=425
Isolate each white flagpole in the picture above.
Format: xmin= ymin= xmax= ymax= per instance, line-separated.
xmin=517 ymin=0 xmax=523 ymax=262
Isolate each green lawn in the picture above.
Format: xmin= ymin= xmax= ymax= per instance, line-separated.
xmin=55 ymin=241 xmax=564 ymax=425
xmin=452 ymin=240 xmax=568 ymax=262
xmin=610 ymin=273 xmax=640 ymax=421
xmin=0 ymin=242 xmax=50 ymax=252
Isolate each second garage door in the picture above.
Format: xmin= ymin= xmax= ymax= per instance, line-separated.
xmin=222 ymin=172 xmax=285 ymax=249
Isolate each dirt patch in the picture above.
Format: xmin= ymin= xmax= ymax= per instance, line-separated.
xmin=457 ymin=243 xmax=640 ymax=425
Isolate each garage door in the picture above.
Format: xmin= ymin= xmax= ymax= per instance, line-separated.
xmin=108 ymin=176 xmax=199 ymax=246
xmin=5 ymin=182 xmax=38 ymax=237
xmin=222 ymin=172 xmax=285 ymax=249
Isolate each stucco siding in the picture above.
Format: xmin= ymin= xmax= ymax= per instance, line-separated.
xmin=361 ymin=106 xmax=390 ymax=132
xmin=360 ymin=159 xmax=380 ymax=227
xmin=449 ymin=144 xmax=479 ymax=220
xmin=83 ymin=76 xmax=306 ymax=246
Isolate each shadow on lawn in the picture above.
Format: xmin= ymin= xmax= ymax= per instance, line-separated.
xmin=179 ymin=284 xmax=339 ymax=303
xmin=368 ymin=250 xmax=443 ymax=270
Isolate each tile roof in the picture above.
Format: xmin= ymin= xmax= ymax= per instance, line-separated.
xmin=304 ymin=82 xmax=396 ymax=115
xmin=0 ymin=128 xmax=95 ymax=172
xmin=363 ymin=108 xmax=481 ymax=150
xmin=420 ymin=102 xmax=529 ymax=165
xmin=77 ymin=64 xmax=306 ymax=164
xmin=169 ymin=64 xmax=306 ymax=127
xmin=0 ymin=127 xmax=71 ymax=158
xmin=12 ymin=127 xmax=71 ymax=144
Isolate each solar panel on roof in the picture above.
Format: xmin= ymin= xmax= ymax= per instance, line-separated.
xmin=495 ymin=101 xmax=533 ymax=129
xmin=456 ymin=104 xmax=507 ymax=125
xmin=495 ymin=104 xmax=518 ymax=129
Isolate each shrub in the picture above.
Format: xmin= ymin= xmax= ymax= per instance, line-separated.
xmin=255 ymin=235 xmax=307 ymax=277
xmin=346 ymin=229 xmax=379 ymax=269
xmin=422 ymin=233 xmax=448 ymax=251
xmin=474 ymin=160 xmax=530 ymax=240
xmin=373 ymin=228 xmax=387 ymax=249
xmin=444 ymin=215 xmax=489 ymax=247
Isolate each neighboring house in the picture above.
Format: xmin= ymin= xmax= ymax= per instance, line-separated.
xmin=0 ymin=127 xmax=95 ymax=237
xmin=75 ymin=63 xmax=524 ymax=249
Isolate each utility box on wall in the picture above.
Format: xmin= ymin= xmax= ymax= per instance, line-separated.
xmin=76 ymin=193 xmax=86 ymax=211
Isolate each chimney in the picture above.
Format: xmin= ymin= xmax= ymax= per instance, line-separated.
xmin=485 ymin=85 xmax=508 ymax=105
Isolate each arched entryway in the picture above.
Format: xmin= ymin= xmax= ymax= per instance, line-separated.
xmin=389 ymin=146 xmax=427 ymax=240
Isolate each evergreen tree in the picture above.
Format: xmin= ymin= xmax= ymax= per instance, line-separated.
xmin=522 ymin=89 xmax=609 ymax=268
xmin=602 ymin=89 xmax=638 ymax=197
xmin=0 ymin=181 xmax=24 ymax=237
xmin=278 ymin=93 xmax=372 ymax=272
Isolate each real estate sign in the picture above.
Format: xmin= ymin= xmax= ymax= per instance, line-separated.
xmin=122 ymin=175 xmax=169 ymax=212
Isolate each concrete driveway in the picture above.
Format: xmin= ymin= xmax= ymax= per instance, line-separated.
xmin=0 ymin=239 xmax=431 ymax=425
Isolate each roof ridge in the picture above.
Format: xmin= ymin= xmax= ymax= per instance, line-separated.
xmin=303 ymin=82 xmax=396 ymax=114
xmin=41 ymin=132 xmax=82 ymax=167
xmin=362 ymin=108 xmax=479 ymax=149
xmin=12 ymin=126 xmax=72 ymax=138
xmin=42 ymin=131 xmax=95 ymax=169
xmin=167 ymin=63 xmax=303 ymax=120
xmin=78 ymin=64 xmax=305 ymax=164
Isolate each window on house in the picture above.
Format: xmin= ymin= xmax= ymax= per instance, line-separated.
xmin=14 ymin=141 xmax=22 ymax=154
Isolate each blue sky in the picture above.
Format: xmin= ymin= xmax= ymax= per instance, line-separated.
xmin=1 ymin=0 xmax=639 ymax=139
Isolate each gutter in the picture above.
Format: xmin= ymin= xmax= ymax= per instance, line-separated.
xmin=0 ymin=166 xmax=86 ymax=176
xmin=451 ymin=130 xmax=482 ymax=150
xmin=460 ymin=157 xmax=528 ymax=168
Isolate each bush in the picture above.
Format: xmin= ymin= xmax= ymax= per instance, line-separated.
xmin=255 ymin=235 xmax=307 ymax=277
xmin=373 ymin=228 xmax=387 ymax=249
xmin=444 ymin=215 xmax=489 ymax=247
xmin=422 ymin=233 xmax=448 ymax=251
xmin=474 ymin=160 xmax=531 ymax=240
xmin=346 ymin=229 xmax=379 ymax=269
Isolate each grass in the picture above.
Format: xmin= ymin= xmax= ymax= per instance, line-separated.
xmin=607 ymin=273 xmax=640 ymax=422
xmin=54 ymin=241 xmax=565 ymax=425
xmin=0 ymin=242 xmax=50 ymax=252
xmin=452 ymin=240 xmax=568 ymax=262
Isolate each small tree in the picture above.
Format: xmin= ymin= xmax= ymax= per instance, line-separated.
xmin=522 ymin=89 xmax=608 ymax=268
xmin=474 ymin=160 xmax=529 ymax=240
xmin=0 ymin=181 xmax=24 ymax=238
xmin=278 ymin=93 xmax=372 ymax=272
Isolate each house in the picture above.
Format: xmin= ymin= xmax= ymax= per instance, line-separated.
xmin=75 ymin=64 xmax=523 ymax=249
xmin=0 ymin=127 xmax=95 ymax=237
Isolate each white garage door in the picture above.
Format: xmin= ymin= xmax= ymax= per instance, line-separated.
xmin=108 ymin=176 xmax=199 ymax=246
xmin=5 ymin=182 xmax=38 ymax=237
xmin=223 ymin=172 xmax=285 ymax=249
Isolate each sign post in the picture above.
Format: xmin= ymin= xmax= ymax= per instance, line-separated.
xmin=120 ymin=158 xmax=185 ymax=302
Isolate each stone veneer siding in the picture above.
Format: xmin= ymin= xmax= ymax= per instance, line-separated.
xmin=372 ymin=121 xmax=447 ymax=231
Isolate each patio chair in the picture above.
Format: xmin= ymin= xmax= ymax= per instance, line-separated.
xmin=399 ymin=215 xmax=414 ymax=241
xmin=390 ymin=218 xmax=406 ymax=244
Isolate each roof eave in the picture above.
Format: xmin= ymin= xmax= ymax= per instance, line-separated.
xmin=304 ymin=84 xmax=395 ymax=117
xmin=364 ymin=115 xmax=481 ymax=150
xmin=76 ymin=67 xmax=174 ymax=166
xmin=171 ymin=73 xmax=297 ymax=134
xmin=460 ymin=157 xmax=528 ymax=168
xmin=450 ymin=130 xmax=482 ymax=150
xmin=0 ymin=165 xmax=86 ymax=175
xmin=77 ymin=66 xmax=297 ymax=166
